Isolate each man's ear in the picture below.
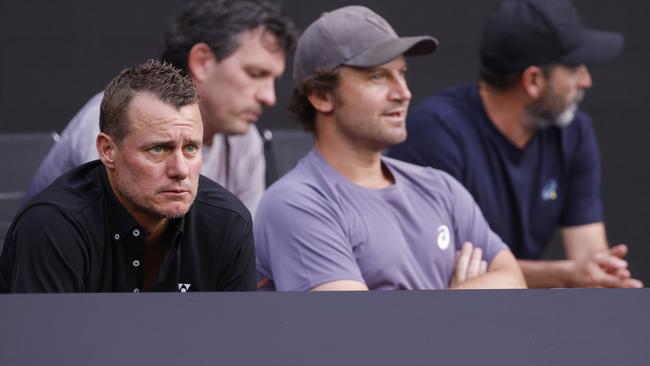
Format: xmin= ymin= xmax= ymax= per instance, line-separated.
xmin=306 ymin=90 xmax=334 ymax=114
xmin=520 ymin=65 xmax=547 ymax=100
xmin=97 ymin=132 xmax=117 ymax=169
xmin=187 ymin=42 xmax=216 ymax=83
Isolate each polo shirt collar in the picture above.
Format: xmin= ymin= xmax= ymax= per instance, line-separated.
xmin=97 ymin=165 xmax=185 ymax=243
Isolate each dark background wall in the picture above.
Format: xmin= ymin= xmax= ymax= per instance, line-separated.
xmin=1 ymin=0 xmax=649 ymax=284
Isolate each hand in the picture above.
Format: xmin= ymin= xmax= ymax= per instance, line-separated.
xmin=450 ymin=242 xmax=488 ymax=288
xmin=567 ymin=244 xmax=643 ymax=288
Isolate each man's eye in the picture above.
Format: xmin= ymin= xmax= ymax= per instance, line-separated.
xmin=150 ymin=146 xmax=164 ymax=154
xmin=185 ymin=145 xmax=198 ymax=153
xmin=247 ymin=69 xmax=265 ymax=78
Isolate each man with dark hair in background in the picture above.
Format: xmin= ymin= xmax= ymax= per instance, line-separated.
xmin=0 ymin=60 xmax=256 ymax=292
xmin=25 ymin=0 xmax=297 ymax=216
xmin=254 ymin=6 xmax=526 ymax=291
xmin=388 ymin=0 xmax=643 ymax=288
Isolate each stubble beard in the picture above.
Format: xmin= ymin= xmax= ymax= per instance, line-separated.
xmin=528 ymin=89 xmax=585 ymax=129
xmin=114 ymin=174 xmax=195 ymax=221
xmin=334 ymin=95 xmax=408 ymax=150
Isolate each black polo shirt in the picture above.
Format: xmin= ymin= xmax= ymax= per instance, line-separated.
xmin=0 ymin=160 xmax=256 ymax=292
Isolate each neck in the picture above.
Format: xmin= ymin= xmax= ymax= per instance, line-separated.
xmin=479 ymin=82 xmax=537 ymax=148
xmin=146 ymin=219 xmax=171 ymax=243
xmin=192 ymin=75 xmax=218 ymax=146
xmin=315 ymin=120 xmax=394 ymax=189
xmin=198 ymin=109 xmax=218 ymax=146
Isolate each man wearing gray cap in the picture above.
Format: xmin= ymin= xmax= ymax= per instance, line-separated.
xmin=254 ymin=6 xmax=526 ymax=291
xmin=388 ymin=0 xmax=643 ymax=288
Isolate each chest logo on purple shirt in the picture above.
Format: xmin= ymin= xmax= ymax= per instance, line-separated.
xmin=541 ymin=179 xmax=559 ymax=201
xmin=437 ymin=225 xmax=451 ymax=250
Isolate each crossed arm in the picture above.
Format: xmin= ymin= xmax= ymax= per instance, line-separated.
xmin=449 ymin=243 xmax=526 ymax=289
xmin=519 ymin=222 xmax=643 ymax=288
xmin=311 ymin=242 xmax=526 ymax=291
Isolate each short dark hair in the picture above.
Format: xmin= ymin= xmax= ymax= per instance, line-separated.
xmin=288 ymin=69 xmax=340 ymax=133
xmin=479 ymin=66 xmax=522 ymax=90
xmin=161 ymin=0 xmax=297 ymax=72
xmin=100 ymin=59 xmax=198 ymax=143
xmin=479 ymin=63 xmax=557 ymax=91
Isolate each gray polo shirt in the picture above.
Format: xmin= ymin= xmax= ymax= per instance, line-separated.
xmin=254 ymin=149 xmax=509 ymax=291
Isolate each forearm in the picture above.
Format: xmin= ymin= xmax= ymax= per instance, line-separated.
xmin=452 ymin=250 xmax=527 ymax=289
xmin=520 ymin=246 xmax=642 ymax=288
xmin=518 ymin=259 xmax=574 ymax=288
xmin=311 ymin=280 xmax=369 ymax=291
xmin=452 ymin=269 xmax=527 ymax=289
xmin=561 ymin=223 xmax=608 ymax=259
xmin=519 ymin=223 xmax=606 ymax=288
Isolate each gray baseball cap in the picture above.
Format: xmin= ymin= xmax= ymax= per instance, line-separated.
xmin=293 ymin=5 xmax=438 ymax=83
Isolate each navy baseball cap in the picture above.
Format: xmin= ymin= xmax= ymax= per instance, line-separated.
xmin=293 ymin=5 xmax=438 ymax=83
xmin=480 ymin=0 xmax=624 ymax=74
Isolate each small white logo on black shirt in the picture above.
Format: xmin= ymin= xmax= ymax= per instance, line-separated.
xmin=178 ymin=283 xmax=191 ymax=293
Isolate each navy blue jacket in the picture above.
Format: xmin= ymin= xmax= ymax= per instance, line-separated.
xmin=388 ymin=84 xmax=603 ymax=259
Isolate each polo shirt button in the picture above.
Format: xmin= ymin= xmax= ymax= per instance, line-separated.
xmin=133 ymin=288 xmax=140 ymax=293
xmin=132 ymin=260 xmax=140 ymax=268
xmin=114 ymin=233 xmax=120 ymax=240
xmin=132 ymin=229 xmax=140 ymax=237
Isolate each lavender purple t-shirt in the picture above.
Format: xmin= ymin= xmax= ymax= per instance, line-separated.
xmin=254 ymin=149 xmax=509 ymax=291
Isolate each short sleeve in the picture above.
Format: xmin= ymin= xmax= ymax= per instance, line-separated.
xmin=254 ymin=183 xmax=364 ymax=291
xmin=560 ymin=115 xmax=604 ymax=226
xmin=0 ymin=205 xmax=87 ymax=292
xmin=215 ymin=215 xmax=257 ymax=291
xmin=439 ymin=172 xmax=509 ymax=263
xmin=229 ymin=125 xmax=265 ymax=218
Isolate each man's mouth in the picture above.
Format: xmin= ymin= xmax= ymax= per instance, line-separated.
xmin=159 ymin=185 xmax=192 ymax=195
xmin=384 ymin=110 xmax=405 ymax=118
xmin=243 ymin=108 xmax=262 ymax=123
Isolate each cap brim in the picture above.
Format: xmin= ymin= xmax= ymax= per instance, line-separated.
xmin=561 ymin=29 xmax=624 ymax=65
xmin=344 ymin=36 xmax=438 ymax=68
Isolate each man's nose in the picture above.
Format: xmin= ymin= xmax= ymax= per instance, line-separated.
xmin=167 ymin=150 xmax=190 ymax=180
xmin=389 ymin=77 xmax=412 ymax=102
xmin=256 ymin=80 xmax=277 ymax=107
xmin=577 ymin=65 xmax=593 ymax=89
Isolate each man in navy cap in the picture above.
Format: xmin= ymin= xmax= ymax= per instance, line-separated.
xmin=388 ymin=0 xmax=642 ymax=288
xmin=254 ymin=6 xmax=526 ymax=291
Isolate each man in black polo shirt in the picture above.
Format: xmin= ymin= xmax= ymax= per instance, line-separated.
xmin=0 ymin=60 xmax=256 ymax=292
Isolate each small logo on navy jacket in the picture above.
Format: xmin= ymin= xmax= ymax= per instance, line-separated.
xmin=541 ymin=180 xmax=558 ymax=201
